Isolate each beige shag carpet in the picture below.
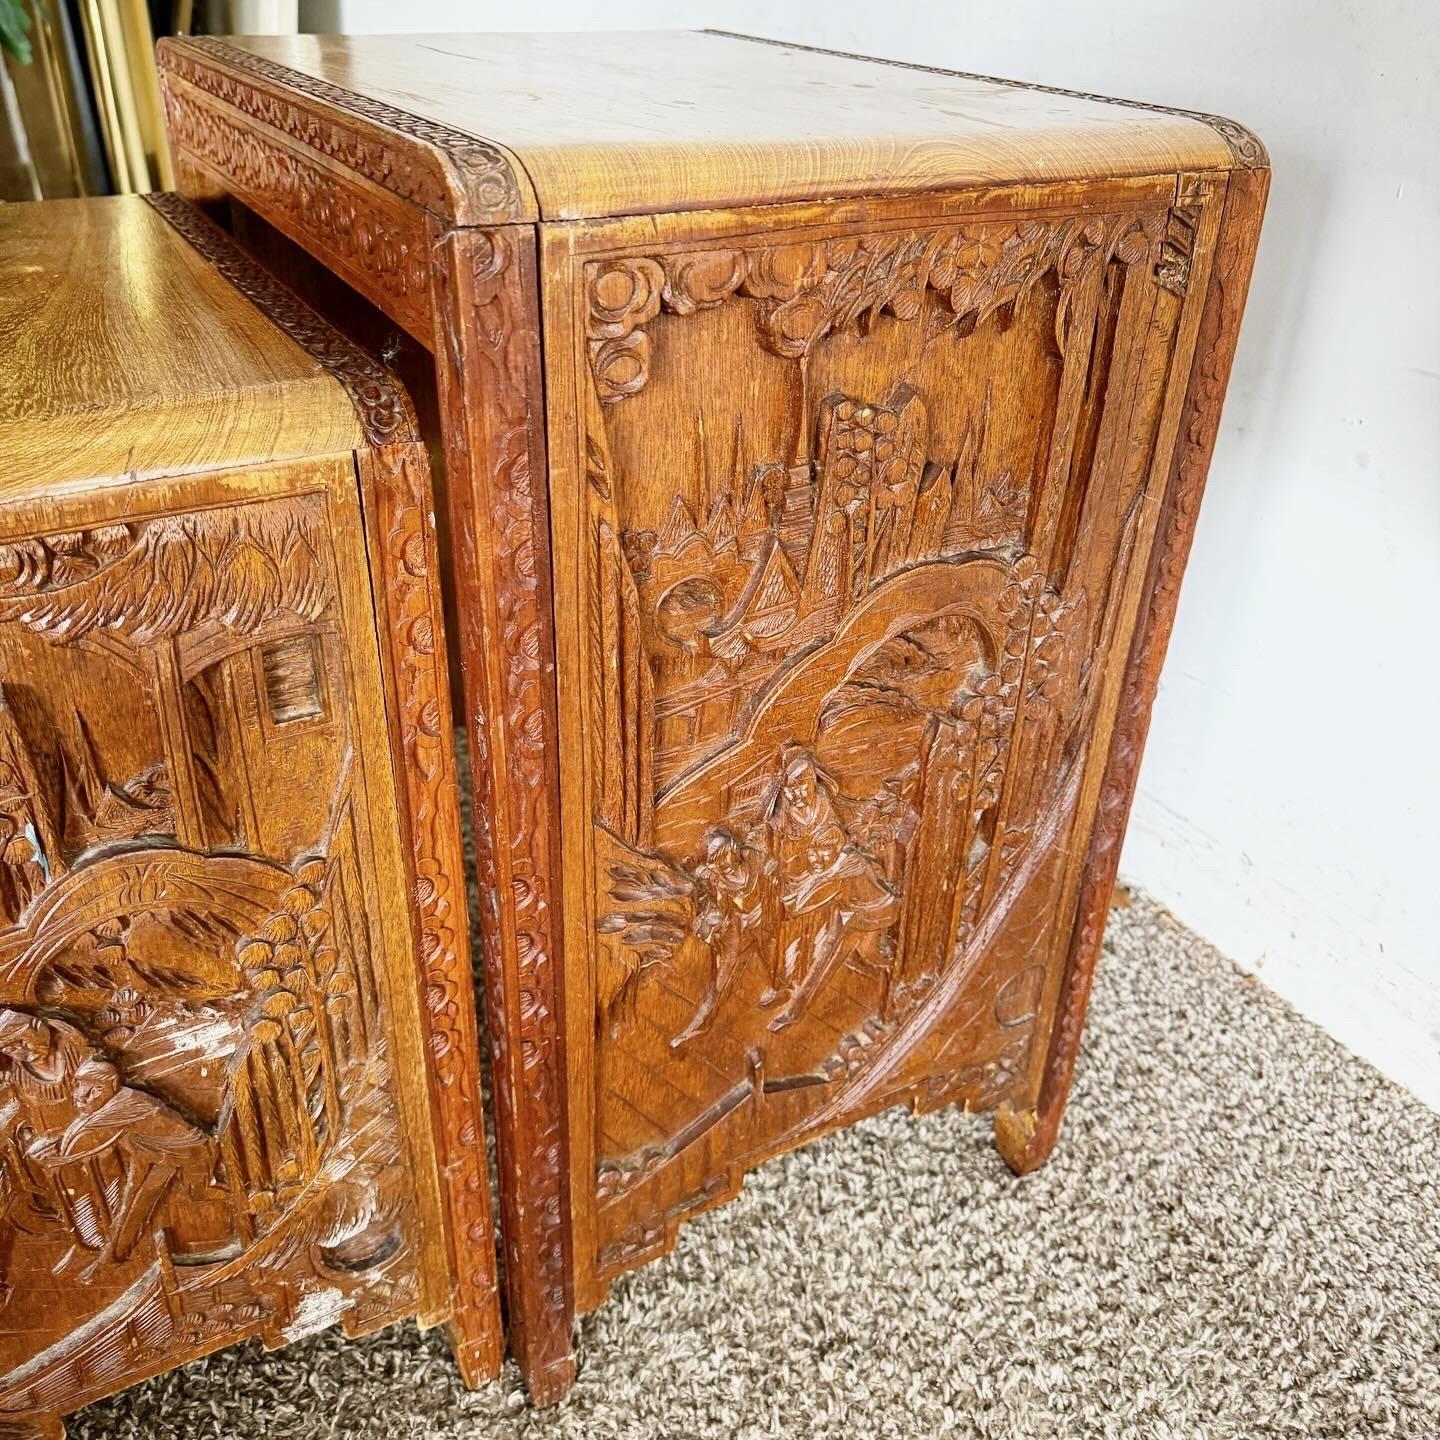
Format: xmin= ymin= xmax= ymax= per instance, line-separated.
xmin=71 ymin=890 xmax=1440 ymax=1439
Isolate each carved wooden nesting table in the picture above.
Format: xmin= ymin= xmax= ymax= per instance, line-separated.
xmin=157 ymin=29 xmax=1268 ymax=1404
xmin=0 ymin=194 xmax=500 ymax=1437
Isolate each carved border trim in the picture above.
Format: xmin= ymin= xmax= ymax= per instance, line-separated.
xmin=157 ymin=37 xmax=530 ymax=224
xmin=707 ymin=30 xmax=1269 ymax=170
xmin=359 ymin=445 xmax=504 ymax=1379
xmin=159 ymin=77 xmax=437 ymax=343
xmin=142 ymin=192 xmax=420 ymax=448
xmin=429 ymin=224 xmax=575 ymax=1402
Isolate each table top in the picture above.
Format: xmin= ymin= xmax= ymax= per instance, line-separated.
xmin=0 ymin=196 xmax=364 ymax=493
xmin=164 ymin=30 xmax=1260 ymax=223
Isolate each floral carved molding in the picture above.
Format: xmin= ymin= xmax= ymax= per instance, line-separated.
xmin=585 ymin=210 xmax=1167 ymax=404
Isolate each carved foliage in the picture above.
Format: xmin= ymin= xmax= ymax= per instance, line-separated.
xmin=586 ymin=212 xmax=1163 ymax=402
xmin=0 ymin=505 xmax=332 ymax=645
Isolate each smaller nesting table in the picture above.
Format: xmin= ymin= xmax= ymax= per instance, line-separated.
xmin=0 ymin=194 xmax=501 ymax=1438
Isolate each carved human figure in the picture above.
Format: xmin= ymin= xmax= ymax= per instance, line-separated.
xmin=30 ymin=1056 xmax=233 ymax=1274
xmin=0 ymin=819 xmax=47 ymax=928
xmin=670 ymin=827 xmax=766 ymax=1048
xmin=0 ymin=1010 xmax=90 ymax=1134
xmin=756 ymin=745 xmax=899 ymax=1028
xmin=0 ymin=1009 xmax=91 ymax=1300
xmin=0 ymin=706 xmax=57 ymax=927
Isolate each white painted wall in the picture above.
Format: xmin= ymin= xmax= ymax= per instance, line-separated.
xmin=301 ymin=0 xmax=1440 ymax=1106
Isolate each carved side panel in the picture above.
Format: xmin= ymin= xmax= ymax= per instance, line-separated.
xmin=560 ymin=201 xmax=1198 ymax=1289
xmin=0 ymin=493 xmax=425 ymax=1429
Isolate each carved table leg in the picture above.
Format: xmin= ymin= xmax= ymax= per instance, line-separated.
xmin=995 ymin=168 xmax=1269 ymax=1176
xmin=428 ymin=222 xmax=577 ymax=1403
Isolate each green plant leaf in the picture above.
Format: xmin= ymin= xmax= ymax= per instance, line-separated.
xmin=0 ymin=0 xmax=34 ymax=65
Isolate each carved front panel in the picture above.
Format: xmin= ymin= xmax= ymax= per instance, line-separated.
xmin=0 ymin=485 xmax=425 ymax=1424
xmin=556 ymin=195 xmax=1207 ymax=1291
